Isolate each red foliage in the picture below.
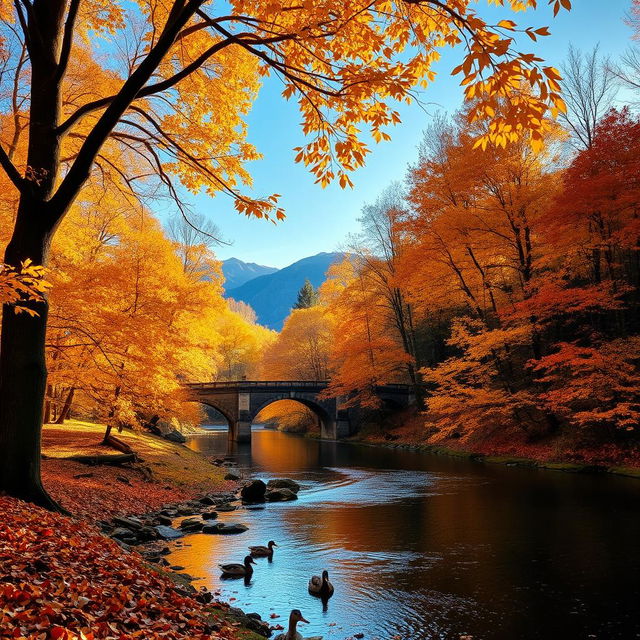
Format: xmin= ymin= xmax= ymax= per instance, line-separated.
xmin=0 ymin=496 xmax=241 ymax=639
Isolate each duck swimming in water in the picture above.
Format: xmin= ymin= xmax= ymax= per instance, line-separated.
xmin=219 ymin=555 xmax=256 ymax=577
xmin=308 ymin=570 xmax=334 ymax=599
xmin=249 ymin=540 xmax=277 ymax=557
xmin=273 ymin=609 xmax=322 ymax=640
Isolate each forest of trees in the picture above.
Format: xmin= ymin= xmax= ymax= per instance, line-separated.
xmin=268 ymin=45 xmax=640 ymax=448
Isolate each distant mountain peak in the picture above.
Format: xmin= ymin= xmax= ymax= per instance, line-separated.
xmin=227 ymin=251 xmax=344 ymax=330
xmin=221 ymin=257 xmax=279 ymax=290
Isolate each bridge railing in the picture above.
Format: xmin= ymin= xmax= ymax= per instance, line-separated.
xmin=186 ymin=380 xmax=414 ymax=393
xmin=186 ymin=380 xmax=330 ymax=389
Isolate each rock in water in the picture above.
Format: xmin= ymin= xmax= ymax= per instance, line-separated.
xmin=179 ymin=517 xmax=203 ymax=532
xmin=265 ymin=488 xmax=298 ymax=502
xmin=154 ymin=525 xmax=183 ymax=540
xmin=240 ymin=479 xmax=266 ymax=503
xmin=202 ymin=523 xmax=248 ymax=534
xmin=164 ymin=430 xmax=187 ymax=443
xmin=266 ymin=478 xmax=301 ymax=493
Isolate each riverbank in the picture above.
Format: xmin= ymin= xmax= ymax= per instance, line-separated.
xmin=349 ymin=413 xmax=640 ymax=479
xmin=0 ymin=420 xmax=269 ymax=639
xmin=41 ymin=420 xmax=238 ymax=518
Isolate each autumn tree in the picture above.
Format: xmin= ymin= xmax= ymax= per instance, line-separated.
xmin=0 ymin=0 xmax=568 ymax=507
xmin=322 ymin=257 xmax=411 ymax=407
xmin=351 ymin=183 xmax=422 ymax=401
xmin=227 ymin=299 xmax=258 ymax=325
xmin=401 ymin=104 xmax=563 ymax=436
xmin=293 ymin=279 xmax=319 ymax=310
xmin=214 ymin=307 xmax=275 ymax=380
xmin=559 ymin=45 xmax=617 ymax=150
xmin=262 ymin=306 xmax=332 ymax=381
xmin=166 ymin=212 xmax=224 ymax=276
xmin=45 ymin=201 xmax=228 ymax=440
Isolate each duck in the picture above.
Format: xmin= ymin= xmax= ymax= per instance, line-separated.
xmin=273 ymin=609 xmax=322 ymax=640
xmin=219 ymin=555 xmax=256 ymax=577
xmin=308 ymin=570 xmax=334 ymax=599
xmin=249 ymin=540 xmax=278 ymax=557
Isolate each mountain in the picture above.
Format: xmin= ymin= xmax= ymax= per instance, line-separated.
xmin=227 ymin=252 xmax=344 ymax=330
xmin=221 ymin=257 xmax=279 ymax=291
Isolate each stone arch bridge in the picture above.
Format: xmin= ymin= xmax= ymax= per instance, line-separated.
xmin=186 ymin=380 xmax=415 ymax=442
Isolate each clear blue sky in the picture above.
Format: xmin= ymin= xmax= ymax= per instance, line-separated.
xmin=180 ymin=0 xmax=634 ymax=269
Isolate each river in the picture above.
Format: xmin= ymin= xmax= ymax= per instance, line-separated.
xmin=168 ymin=426 xmax=640 ymax=640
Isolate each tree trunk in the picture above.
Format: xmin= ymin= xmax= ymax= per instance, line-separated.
xmin=55 ymin=387 xmax=74 ymax=424
xmin=0 ymin=219 xmax=59 ymax=508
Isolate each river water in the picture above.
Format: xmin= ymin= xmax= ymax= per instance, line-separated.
xmin=169 ymin=427 xmax=640 ymax=640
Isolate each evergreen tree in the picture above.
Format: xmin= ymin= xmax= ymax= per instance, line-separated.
xmin=293 ymin=279 xmax=319 ymax=309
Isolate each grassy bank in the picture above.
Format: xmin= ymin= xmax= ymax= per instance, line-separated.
xmin=41 ymin=420 xmax=236 ymax=519
xmin=350 ymin=412 xmax=640 ymax=479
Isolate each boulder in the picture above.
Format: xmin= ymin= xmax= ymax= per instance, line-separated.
xmin=202 ymin=523 xmax=248 ymax=535
xmin=176 ymin=504 xmax=197 ymax=516
xmin=201 ymin=511 xmax=218 ymax=520
xmin=226 ymin=607 xmax=271 ymax=637
xmin=154 ymin=525 xmax=183 ymax=540
xmin=137 ymin=526 xmax=159 ymax=541
xmin=179 ymin=517 xmax=203 ymax=532
xmin=111 ymin=527 xmax=136 ymax=539
xmin=266 ymin=478 xmax=301 ymax=493
xmin=164 ymin=430 xmax=187 ymax=444
xmin=224 ymin=471 xmax=241 ymax=481
xmin=199 ymin=495 xmax=216 ymax=506
xmin=240 ymin=479 xmax=266 ymax=503
xmin=265 ymin=488 xmax=298 ymax=502
xmin=202 ymin=523 xmax=222 ymax=534
xmin=113 ymin=516 xmax=143 ymax=531
xmin=155 ymin=514 xmax=173 ymax=526
xmin=216 ymin=503 xmax=236 ymax=512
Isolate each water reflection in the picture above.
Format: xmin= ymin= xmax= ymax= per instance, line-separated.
xmin=172 ymin=429 xmax=640 ymax=640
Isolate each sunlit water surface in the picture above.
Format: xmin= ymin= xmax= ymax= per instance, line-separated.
xmin=166 ymin=427 xmax=640 ymax=640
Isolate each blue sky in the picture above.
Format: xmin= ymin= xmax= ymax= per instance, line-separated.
xmin=183 ymin=0 xmax=635 ymax=269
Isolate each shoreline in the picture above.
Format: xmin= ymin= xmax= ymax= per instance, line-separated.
xmin=344 ymin=435 xmax=640 ymax=479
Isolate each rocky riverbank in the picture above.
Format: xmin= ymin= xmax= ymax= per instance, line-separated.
xmin=92 ymin=475 xmax=303 ymax=638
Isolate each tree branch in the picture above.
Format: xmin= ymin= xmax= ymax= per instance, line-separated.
xmin=48 ymin=0 xmax=205 ymax=218
xmin=55 ymin=0 xmax=82 ymax=83
xmin=57 ymin=36 xmax=235 ymax=135
xmin=0 ymin=143 xmax=25 ymax=192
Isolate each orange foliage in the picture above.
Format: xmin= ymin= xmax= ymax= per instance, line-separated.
xmin=261 ymin=306 xmax=332 ymax=381
xmin=324 ymin=104 xmax=640 ymax=445
xmin=0 ymin=260 xmax=49 ymax=315
xmin=322 ymin=258 xmax=412 ymax=407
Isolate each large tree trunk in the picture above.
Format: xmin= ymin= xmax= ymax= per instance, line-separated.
xmin=0 ymin=0 xmax=66 ymax=508
xmin=0 ymin=216 xmax=59 ymax=509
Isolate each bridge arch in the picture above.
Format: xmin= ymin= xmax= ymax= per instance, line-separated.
xmin=196 ymin=400 xmax=235 ymax=428
xmin=251 ymin=395 xmax=333 ymax=438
